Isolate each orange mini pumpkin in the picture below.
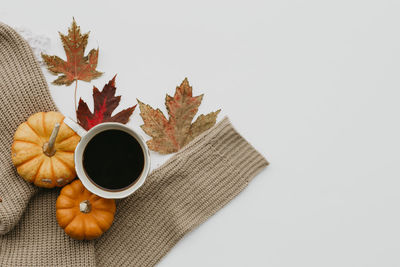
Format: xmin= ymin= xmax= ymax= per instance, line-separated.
xmin=11 ymin=111 xmax=80 ymax=188
xmin=56 ymin=179 xmax=116 ymax=240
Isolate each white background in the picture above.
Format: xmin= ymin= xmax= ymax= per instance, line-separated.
xmin=2 ymin=0 xmax=400 ymax=266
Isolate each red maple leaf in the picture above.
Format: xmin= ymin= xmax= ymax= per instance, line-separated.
xmin=76 ymin=75 xmax=136 ymax=130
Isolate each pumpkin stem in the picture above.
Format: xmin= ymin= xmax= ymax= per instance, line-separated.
xmin=79 ymin=200 xmax=92 ymax=213
xmin=43 ymin=122 xmax=60 ymax=157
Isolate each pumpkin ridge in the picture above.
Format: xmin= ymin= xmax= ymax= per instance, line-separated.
xmin=54 ymin=153 xmax=74 ymax=170
xmin=91 ymin=208 xmax=116 ymax=215
xmin=65 ymin=214 xmax=82 ymax=233
xmin=70 ymin=179 xmax=85 ymax=195
xmin=57 ymin=150 xmax=74 ymax=154
xmin=56 ymin=208 xmax=76 ymax=227
xmin=89 ymin=197 xmax=111 ymax=206
xmin=80 ymin=214 xmax=87 ymax=240
xmin=42 ymin=112 xmax=47 ymax=137
xmin=25 ymin=120 xmax=44 ymax=141
xmin=59 ymin=186 xmax=78 ymax=202
xmin=49 ymin=157 xmax=55 ymax=179
xmin=53 ymin=155 xmax=70 ymax=169
xmin=32 ymin=158 xmax=45 ymax=183
xmin=56 ymin=130 xmax=77 ymax=144
xmin=57 ymin=207 xmax=76 ymax=211
xmin=16 ymin=154 xmax=42 ymax=168
xmin=81 ymin=185 xmax=86 ymax=194
xmin=56 ymin=194 xmax=77 ymax=209
xmin=90 ymin=210 xmax=111 ymax=232
xmin=57 ymin=194 xmax=76 ymax=204
xmin=88 ymin=194 xmax=101 ymax=202
xmin=13 ymin=140 xmax=41 ymax=147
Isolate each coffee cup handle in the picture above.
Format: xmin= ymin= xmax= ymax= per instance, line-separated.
xmin=63 ymin=117 xmax=88 ymax=137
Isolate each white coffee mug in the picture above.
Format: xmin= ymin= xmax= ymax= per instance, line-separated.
xmin=63 ymin=117 xmax=150 ymax=199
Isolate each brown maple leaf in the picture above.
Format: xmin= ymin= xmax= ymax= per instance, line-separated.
xmin=77 ymin=75 xmax=136 ymax=130
xmin=41 ymin=18 xmax=102 ymax=86
xmin=138 ymin=78 xmax=220 ymax=154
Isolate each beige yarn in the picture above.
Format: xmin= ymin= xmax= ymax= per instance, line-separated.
xmin=0 ymin=22 xmax=268 ymax=266
xmin=0 ymin=22 xmax=57 ymax=234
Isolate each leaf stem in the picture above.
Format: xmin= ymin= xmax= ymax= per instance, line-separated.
xmin=74 ymin=80 xmax=78 ymax=114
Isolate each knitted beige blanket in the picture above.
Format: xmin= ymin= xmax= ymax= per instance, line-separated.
xmin=0 ymin=22 xmax=268 ymax=267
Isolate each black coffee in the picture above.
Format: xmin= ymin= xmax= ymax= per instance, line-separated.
xmin=83 ymin=129 xmax=145 ymax=191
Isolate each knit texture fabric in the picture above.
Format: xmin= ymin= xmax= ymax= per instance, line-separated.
xmin=0 ymin=23 xmax=269 ymax=266
xmin=0 ymin=22 xmax=57 ymax=234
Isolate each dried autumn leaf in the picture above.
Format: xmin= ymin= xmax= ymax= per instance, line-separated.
xmin=138 ymin=78 xmax=220 ymax=154
xmin=77 ymin=75 xmax=136 ymax=130
xmin=41 ymin=18 xmax=102 ymax=86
